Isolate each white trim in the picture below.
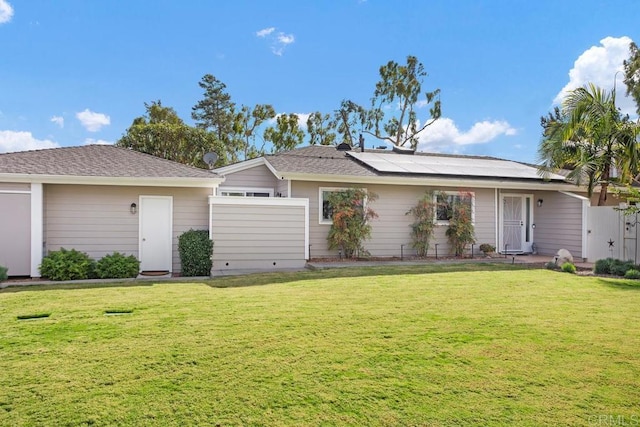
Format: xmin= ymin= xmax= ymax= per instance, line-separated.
xmin=213 ymin=157 xmax=268 ymax=175
xmin=278 ymin=172 xmax=581 ymax=192
xmin=139 ymin=195 xmax=173 ymax=273
xmin=494 ymin=188 xmax=499 ymax=248
xmin=287 ymin=179 xmax=292 ymax=198
xmin=263 ymin=159 xmax=282 ymax=179
xmin=499 ymin=193 xmax=534 ymax=254
xmin=318 ymin=187 xmax=351 ymax=224
xmin=0 ymin=174 xmax=222 ymax=188
xmin=434 ymin=191 xmax=476 ymax=226
xmin=208 ymin=196 xmax=310 ymax=259
xmin=217 ymin=186 xmax=274 ymax=197
xmin=559 ymin=191 xmax=590 ymax=201
xmin=30 ymin=183 xmax=43 ymax=278
xmin=0 ymin=190 xmax=31 ymax=194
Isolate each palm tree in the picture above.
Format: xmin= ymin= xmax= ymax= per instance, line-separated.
xmin=538 ymin=83 xmax=639 ymax=205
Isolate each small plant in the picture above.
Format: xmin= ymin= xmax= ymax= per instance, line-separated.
xmin=0 ymin=265 xmax=7 ymax=282
xmin=594 ymin=258 xmax=613 ymax=275
xmin=561 ymin=262 xmax=577 ymax=274
xmin=545 ymin=261 xmax=559 ymax=270
xmin=39 ymin=248 xmax=96 ymax=281
xmin=406 ymin=191 xmax=436 ymax=257
xmin=327 ymin=188 xmax=378 ymax=258
xmin=179 ymin=229 xmax=213 ymax=276
xmin=443 ymin=191 xmax=475 ymax=257
xmin=624 ymin=269 xmax=640 ymax=280
xmin=95 ymin=252 xmax=140 ymax=279
xmin=479 ymin=244 xmax=496 ymax=255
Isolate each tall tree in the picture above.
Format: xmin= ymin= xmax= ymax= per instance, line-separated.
xmin=191 ymin=74 xmax=239 ymax=163
xmin=538 ymin=84 xmax=639 ymax=205
xmin=623 ymin=41 xmax=640 ymax=115
xmin=264 ymin=113 xmax=305 ymax=153
xmin=307 ymin=111 xmax=337 ymax=146
xmin=116 ymin=101 xmax=225 ymax=169
xmin=233 ymin=104 xmax=276 ymax=160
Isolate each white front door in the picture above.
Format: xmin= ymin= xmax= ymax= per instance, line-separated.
xmin=501 ymin=194 xmax=533 ymax=253
xmin=139 ymin=196 xmax=173 ymax=272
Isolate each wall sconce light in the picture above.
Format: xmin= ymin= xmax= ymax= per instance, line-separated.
xmin=537 ymin=199 xmax=543 ymax=207
xmin=130 ymin=203 xmax=137 ymax=214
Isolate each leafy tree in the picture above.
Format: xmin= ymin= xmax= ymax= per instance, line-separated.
xmin=116 ymin=101 xmax=225 ymax=168
xmin=326 ymin=188 xmax=378 ymax=258
xmin=307 ymin=111 xmax=337 ymax=146
xmin=191 ymin=74 xmax=239 ymax=163
xmin=406 ymin=191 xmax=437 ymax=257
xmin=623 ymin=41 xmax=640 ymax=115
xmin=264 ymin=113 xmax=305 ymax=153
xmin=233 ymin=104 xmax=276 ymax=160
xmin=333 ymin=100 xmax=368 ymax=146
xmin=538 ymin=84 xmax=639 ymax=205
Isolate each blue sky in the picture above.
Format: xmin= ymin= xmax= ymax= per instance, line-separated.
xmin=1 ymin=0 xmax=638 ymax=163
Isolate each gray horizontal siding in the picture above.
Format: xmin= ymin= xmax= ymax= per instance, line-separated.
xmin=530 ymin=191 xmax=583 ymax=256
xmin=0 ymin=182 xmax=30 ymax=192
xmin=211 ymin=203 xmax=306 ymax=270
xmin=293 ymin=181 xmax=497 ymax=259
xmin=44 ymin=185 xmax=211 ymax=273
xmin=0 ymin=193 xmax=30 ymax=275
xmin=219 ymin=164 xmax=278 ymax=190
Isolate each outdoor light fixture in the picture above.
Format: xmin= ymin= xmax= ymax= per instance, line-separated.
xmin=130 ymin=203 xmax=137 ymax=214
xmin=537 ymin=199 xmax=543 ymax=207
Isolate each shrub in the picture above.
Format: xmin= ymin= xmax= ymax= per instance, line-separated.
xmin=179 ymin=229 xmax=213 ymax=276
xmin=95 ymin=252 xmax=140 ymax=279
xmin=545 ymin=261 xmax=559 ymax=270
xmin=624 ymin=269 xmax=640 ymax=280
xmin=561 ymin=262 xmax=577 ymax=274
xmin=406 ymin=192 xmax=436 ymax=257
xmin=610 ymin=259 xmax=636 ymax=277
xmin=0 ymin=265 xmax=7 ymax=282
xmin=479 ymin=243 xmax=496 ymax=254
xmin=594 ymin=258 xmax=613 ymax=275
xmin=327 ymin=188 xmax=378 ymax=258
xmin=39 ymin=248 xmax=96 ymax=281
xmin=444 ymin=191 xmax=475 ymax=257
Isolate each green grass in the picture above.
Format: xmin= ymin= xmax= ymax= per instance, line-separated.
xmin=1 ymin=265 xmax=639 ymax=426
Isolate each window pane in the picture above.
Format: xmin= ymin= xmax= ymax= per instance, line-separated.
xmin=322 ymin=191 xmax=333 ymax=220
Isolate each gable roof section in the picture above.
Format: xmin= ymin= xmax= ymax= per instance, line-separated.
xmin=0 ymin=145 xmax=222 ymax=187
xmin=265 ymin=145 xmax=377 ymax=177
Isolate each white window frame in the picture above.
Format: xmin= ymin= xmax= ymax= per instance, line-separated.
xmin=435 ymin=191 xmax=475 ymax=225
xmin=217 ymin=187 xmax=274 ymax=197
xmin=319 ymin=187 xmax=353 ymax=225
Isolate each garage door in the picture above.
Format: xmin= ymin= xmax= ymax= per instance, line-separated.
xmin=0 ymin=193 xmax=31 ymax=276
xmin=210 ymin=197 xmax=308 ymax=271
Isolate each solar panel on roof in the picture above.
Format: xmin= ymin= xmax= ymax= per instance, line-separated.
xmin=346 ymin=151 xmax=566 ymax=181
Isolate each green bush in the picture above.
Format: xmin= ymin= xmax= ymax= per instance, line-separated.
xmin=479 ymin=243 xmax=496 ymax=254
xmin=178 ymin=229 xmax=213 ymax=276
xmin=594 ymin=258 xmax=613 ymax=274
xmin=624 ymin=269 xmax=640 ymax=280
xmin=40 ymin=248 xmax=96 ymax=281
xmin=545 ymin=261 xmax=559 ymax=271
xmin=406 ymin=192 xmax=436 ymax=257
xmin=610 ymin=259 xmax=636 ymax=277
xmin=95 ymin=252 xmax=140 ymax=279
xmin=561 ymin=262 xmax=577 ymax=274
xmin=0 ymin=265 xmax=7 ymax=282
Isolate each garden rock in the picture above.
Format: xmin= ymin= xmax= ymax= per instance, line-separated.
xmin=554 ymin=248 xmax=573 ymax=265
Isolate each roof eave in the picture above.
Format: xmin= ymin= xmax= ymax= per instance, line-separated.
xmin=0 ymin=173 xmax=224 ymax=188
xmin=276 ymin=172 xmax=582 ymax=191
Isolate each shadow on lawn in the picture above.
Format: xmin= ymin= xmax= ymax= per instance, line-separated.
xmin=208 ymin=263 xmax=536 ymax=289
xmin=597 ymin=277 xmax=640 ymax=290
xmin=0 ymin=280 xmax=156 ymax=294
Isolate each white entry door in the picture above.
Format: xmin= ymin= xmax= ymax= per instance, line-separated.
xmin=139 ymin=196 xmax=173 ymax=272
xmin=501 ymin=194 xmax=533 ymax=253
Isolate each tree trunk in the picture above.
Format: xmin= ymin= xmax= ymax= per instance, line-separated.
xmin=597 ymin=164 xmax=611 ymax=206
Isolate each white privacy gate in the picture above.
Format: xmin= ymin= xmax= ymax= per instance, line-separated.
xmin=586 ymin=206 xmax=638 ymax=263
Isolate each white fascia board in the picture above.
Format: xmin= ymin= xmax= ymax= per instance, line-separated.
xmin=213 ymin=157 xmax=267 ymax=175
xmin=0 ymin=174 xmax=223 ymax=188
xmin=559 ymin=191 xmax=591 ymax=203
xmin=277 ymin=172 xmax=583 ymax=192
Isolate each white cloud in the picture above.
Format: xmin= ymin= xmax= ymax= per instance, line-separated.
xmin=76 ymin=109 xmax=111 ymax=132
xmin=417 ymin=117 xmax=517 ymax=151
xmin=294 ymin=113 xmax=310 ymax=130
xmin=256 ymin=26 xmax=295 ymax=56
xmin=0 ymin=0 xmax=13 ymax=24
xmin=0 ymin=130 xmax=59 ymax=153
xmin=84 ymin=138 xmax=113 ymax=145
xmin=554 ymin=36 xmax=636 ymax=115
xmin=50 ymin=115 xmax=64 ymax=128
xmin=256 ymin=27 xmax=275 ymax=37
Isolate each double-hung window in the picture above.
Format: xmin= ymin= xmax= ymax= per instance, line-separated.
xmin=435 ymin=192 xmax=475 ymax=224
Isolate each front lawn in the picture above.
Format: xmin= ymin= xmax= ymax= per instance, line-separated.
xmin=1 ymin=266 xmax=639 ymax=426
